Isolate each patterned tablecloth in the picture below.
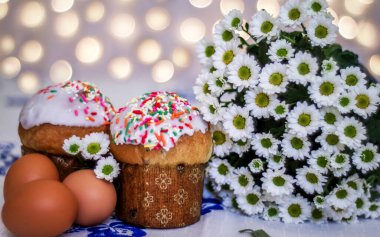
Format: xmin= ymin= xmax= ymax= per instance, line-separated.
xmin=0 ymin=142 xmax=379 ymax=237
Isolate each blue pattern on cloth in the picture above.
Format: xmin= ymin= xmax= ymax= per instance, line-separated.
xmin=0 ymin=142 xmax=19 ymax=175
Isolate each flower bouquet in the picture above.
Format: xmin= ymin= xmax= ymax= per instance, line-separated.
xmin=194 ymin=0 xmax=380 ymax=223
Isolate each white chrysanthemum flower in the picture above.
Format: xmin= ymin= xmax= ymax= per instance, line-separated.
xmin=236 ymin=186 xmax=265 ymax=215
xmin=196 ymin=39 xmax=215 ymax=66
xmin=343 ymin=174 xmax=364 ymax=194
xmin=310 ymin=206 xmax=327 ymax=224
xmin=208 ymin=158 xmax=234 ymax=184
xmin=321 ymin=58 xmax=339 ymax=76
xmin=267 ymin=39 xmax=295 ymax=62
xmin=320 ymin=107 xmax=342 ymax=128
xmin=213 ymin=21 xmax=238 ymax=45
xmin=211 ymin=123 xmax=233 ymax=157
xmin=316 ymin=128 xmax=345 ymax=153
xmin=287 ymin=102 xmax=320 ymax=137
xmin=326 ymin=185 xmax=357 ymax=209
xmin=308 ymin=149 xmax=331 ymax=174
xmin=212 ymin=40 xmax=240 ymax=70
xmin=193 ymin=72 xmax=213 ymax=102
xmin=208 ymin=70 xmax=229 ymax=96
xmin=296 ymin=166 xmax=327 ymax=194
xmin=340 ymin=66 xmax=366 ymax=90
xmin=199 ymin=96 xmax=222 ymax=125
xmin=307 ymin=16 xmax=337 ymax=47
xmin=230 ymin=167 xmax=254 ymax=195
xmin=366 ymin=202 xmax=380 ymax=219
xmin=281 ymin=133 xmax=311 ymax=160
xmin=245 ymin=88 xmax=277 ymax=119
xmin=62 ymin=135 xmax=82 ymax=155
xmin=325 ymin=204 xmax=355 ymax=222
xmin=268 ymin=154 xmax=286 ymax=170
xmin=81 ymin=132 xmax=110 ymax=160
xmin=331 ymin=163 xmax=351 ymax=178
xmin=329 ymin=152 xmax=350 ymax=169
xmin=262 ymin=204 xmax=280 ymax=221
xmin=223 ymin=9 xmax=243 ymax=30
xmin=313 ymin=195 xmax=325 ymax=209
xmin=352 ymin=86 xmax=380 ymax=118
xmin=252 ymin=133 xmax=280 ymax=158
xmin=309 ymin=75 xmax=343 ymax=107
xmin=336 ymin=117 xmax=366 ymax=149
xmin=270 ymin=101 xmax=289 ymax=120
xmin=249 ymin=10 xmax=279 ymax=41
xmin=303 ymin=0 xmax=328 ymax=16
xmin=279 ymin=0 xmax=307 ymax=28
xmin=287 ymin=52 xmax=318 ymax=85
xmin=231 ymin=138 xmax=251 ymax=156
xmin=279 ymin=195 xmax=311 ymax=224
xmin=94 ymin=156 xmax=120 ymax=182
xmin=352 ymin=143 xmax=380 ymax=173
xmin=336 ymin=92 xmax=355 ymax=114
xmin=248 ymin=158 xmax=264 ymax=174
xmin=354 ymin=194 xmax=370 ymax=216
xmin=227 ymin=53 xmax=261 ymax=90
xmin=261 ymin=168 xmax=295 ymax=196
xmin=259 ymin=63 xmax=289 ymax=94
xmin=223 ymin=105 xmax=254 ymax=140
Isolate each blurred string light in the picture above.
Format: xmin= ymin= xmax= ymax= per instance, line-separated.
xmin=189 ymin=0 xmax=213 ymax=8
xmin=0 ymin=57 xmax=21 ymax=79
xmin=152 ymin=60 xmax=174 ymax=83
xmin=17 ymin=72 xmax=40 ymax=94
xmin=180 ymin=18 xmax=205 ymax=43
xmin=137 ymin=39 xmax=162 ymax=64
xmin=19 ymin=40 xmax=44 ymax=63
xmin=85 ymin=1 xmax=105 ymax=23
xmin=0 ymin=35 xmax=15 ymax=55
xmin=75 ymin=37 xmax=103 ymax=64
xmin=356 ymin=21 xmax=377 ymax=49
xmin=107 ymin=57 xmax=132 ymax=80
xmin=55 ymin=11 xmax=80 ymax=38
xmin=51 ymin=0 xmax=74 ymax=13
xmin=172 ymin=47 xmax=190 ymax=68
xmin=109 ymin=14 xmax=136 ymax=39
xmin=338 ymin=16 xmax=358 ymax=39
xmin=49 ymin=60 xmax=72 ymax=83
xmin=344 ymin=0 xmax=368 ymax=16
xmin=145 ymin=7 xmax=170 ymax=31
xmin=220 ymin=0 xmax=244 ymax=15
xmin=256 ymin=0 xmax=280 ymax=17
xmin=19 ymin=1 xmax=46 ymax=28
xmin=0 ymin=2 xmax=8 ymax=20
xmin=0 ymin=0 xmax=9 ymax=3
xmin=370 ymin=55 xmax=380 ymax=76
xmin=359 ymin=0 xmax=374 ymax=4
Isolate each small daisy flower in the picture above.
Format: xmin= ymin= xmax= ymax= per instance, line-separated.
xmin=321 ymin=58 xmax=339 ymax=76
xmin=287 ymin=101 xmax=320 ymax=137
xmin=296 ymin=166 xmax=327 ymax=194
xmin=199 ymin=96 xmax=223 ymax=125
xmin=279 ymin=195 xmax=311 ymax=224
xmin=236 ymin=187 xmax=265 ymax=215
xmin=212 ymin=40 xmax=240 ymax=70
xmin=336 ymin=92 xmax=355 ymax=114
xmin=313 ymin=195 xmax=325 ymax=209
xmin=214 ymin=21 xmax=238 ymax=45
xmin=303 ymin=0 xmax=328 ymax=16
xmin=307 ymin=16 xmax=337 ymax=47
xmin=81 ymin=132 xmax=110 ymax=160
xmin=62 ymin=135 xmax=82 ymax=155
xmin=336 ymin=117 xmax=366 ymax=149
xmin=331 ymin=163 xmax=351 ymax=178
xmin=287 ymin=52 xmax=318 ymax=85
xmin=340 ymin=66 xmax=366 ymax=90
xmin=308 ymin=149 xmax=331 ymax=174
xmin=259 ymin=63 xmax=289 ymax=94
xmin=325 ymin=204 xmax=355 ymax=222
xmin=366 ymin=202 xmax=380 ymax=219
xmin=248 ymin=158 xmax=265 ymax=174
xmin=193 ymin=72 xmax=213 ymax=102
xmin=352 ymin=86 xmax=380 ymax=118
xmin=352 ymin=143 xmax=380 ymax=173
xmin=343 ymin=174 xmax=364 ymax=194
xmin=94 ymin=156 xmax=120 ymax=182
xmin=316 ymin=128 xmax=345 ymax=153
xmin=267 ymin=39 xmax=295 ymax=62
xmin=223 ymin=105 xmax=254 ymax=140
xmin=320 ymin=107 xmax=342 ymax=128
xmin=211 ymin=123 xmax=233 ymax=157
xmin=227 ymin=53 xmax=261 ymax=90
xmin=262 ymin=204 xmax=280 ymax=221
xmin=223 ymin=9 xmax=243 ymax=30
xmin=281 ymin=133 xmax=311 ymax=160
xmin=261 ymin=168 xmax=295 ymax=196
xmin=249 ymin=10 xmax=279 ymax=41
xmin=245 ymin=88 xmax=277 ymax=119
xmin=230 ymin=167 xmax=254 ymax=195
xmin=354 ymin=194 xmax=370 ymax=216
xmin=309 ymin=75 xmax=343 ymax=107
xmin=231 ymin=138 xmax=252 ymax=156
xmin=208 ymin=158 xmax=233 ymax=185
xmin=252 ymin=133 xmax=280 ymax=158
xmin=270 ymin=101 xmax=289 ymax=120
xmin=196 ymin=39 xmax=215 ymax=66
xmin=310 ymin=206 xmax=327 ymax=224
xmin=329 ymin=152 xmax=350 ymax=170
xmin=279 ymin=0 xmax=307 ymax=28
xmin=208 ymin=70 xmax=229 ymax=96
xmin=326 ymin=185 xmax=357 ymax=209
xmin=268 ymin=154 xmax=286 ymax=170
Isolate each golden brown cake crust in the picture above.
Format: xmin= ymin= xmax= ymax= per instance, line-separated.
xmin=110 ymin=130 xmax=213 ymax=166
xmin=18 ymin=123 xmax=109 ymax=155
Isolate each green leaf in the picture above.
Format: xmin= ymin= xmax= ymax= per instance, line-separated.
xmin=239 ymin=229 xmax=271 ymax=237
xmin=365 ymin=116 xmax=380 ymax=144
xmin=322 ymin=44 xmax=342 ymax=58
xmin=281 ymin=84 xmax=311 ymax=104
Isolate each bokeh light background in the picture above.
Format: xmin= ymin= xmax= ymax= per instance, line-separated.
xmin=0 ymin=0 xmax=379 ymax=135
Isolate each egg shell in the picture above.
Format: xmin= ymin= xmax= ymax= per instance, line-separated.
xmin=2 ymin=179 xmax=78 ymax=237
xmin=3 ymin=153 xmax=59 ymax=201
xmin=63 ymin=169 xmax=117 ymax=226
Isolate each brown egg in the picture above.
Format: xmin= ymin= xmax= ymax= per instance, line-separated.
xmin=2 ymin=179 xmax=77 ymax=237
xmin=3 ymin=153 xmax=59 ymax=200
xmin=63 ymin=169 xmax=117 ymax=226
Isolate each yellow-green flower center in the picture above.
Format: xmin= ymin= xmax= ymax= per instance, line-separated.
xmin=288 ymin=8 xmax=301 ymax=20
xmin=355 ymin=198 xmax=364 ymax=209
xmin=238 ymin=175 xmax=249 ymax=186
xmin=255 ymin=93 xmax=270 ymax=108
xmin=315 ymin=25 xmax=328 ymax=39
xmin=311 ymin=208 xmax=323 ymax=220
xmin=222 ymin=50 xmax=234 ymax=65
xmin=316 ymin=156 xmax=328 ymax=168
xmin=319 ymin=81 xmax=334 ymax=96
xmin=222 ymin=30 xmax=234 ymax=41
xmin=246 ymin=193 xmax=259 ymax=205
xmin=272 ymin=176 xmax=286 ymax=186
xmin=203 ymin=83 xmax=211 ymax=94
xmin=268 ymin=207 xmax=278 ymax=217
xmin=298 ymin=63 xmax=310 ymax=75
xmin=261 ymin=20 xmax=274 ymax=33
xmin=218 ymin=163 xmax=228 ymax=175
xmin=288 ymin=203 xmax=302 ymax=217
xmin=361 ymin=149 xmax=375 ymax=163
xmin=291 ymin=137 xmax=304 ymax=150
xmin=306 ymin=172 xmax=318 ymax=184
xmin=324 ymin=112 xmax=336 ymax=125
xmin=87 ymin=142 xmax=101 ymax=155
xmin=69 ymin=144 xmax=80 ymax=154
xmin=213 ymin=131 xmax=226 ymax=145
xmin=238 ymin=66 xmax=251 ymax=80
xmin=209 ymin=104 xmax=216 ymax=114
xmin=102 ymin=164 xmax=114 ymax=175
xmin=277 ymin=48 xmax=288 ymax=58
xmin=326 ymin=134 xmax=339 ymax=145
xmin=336 ymin=189 xmax=348 ymax=199
xmin=355 ymin=94 xmax=370 ymax=109
xmin=275 ymin=105 xmax=286 ymax=115
xmin=344 ymin=125 xmax=357 ymax=138
xmin=339 ymin=97 xmax=350 ymax=107
xmin=205 ymin=45 xmax=215 ymax=58
xmin=231 ymin=18 xmax=241 ymax=28
xmin=269 ymin=73 xmax=284 ymax=86
xmin=311 ymin=2 xmax=322 ymax=12
xmin=261 ymin=138 xmax=273 ymax=148
xmin=346 ymin=74 xmax=358 ymax=86
xmin=298 ymin=113 xmax=311 ymax=127
xmin=233 ymin=115 xmax=246 ymax=129
xmin=335 ymin=154 xmax=346 ymax=164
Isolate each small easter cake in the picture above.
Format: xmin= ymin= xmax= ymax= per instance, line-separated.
xmin=19 ymin=80 xmax=115 ymax=179
xmin=110 ymin=91 xmax=212 ymax=228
